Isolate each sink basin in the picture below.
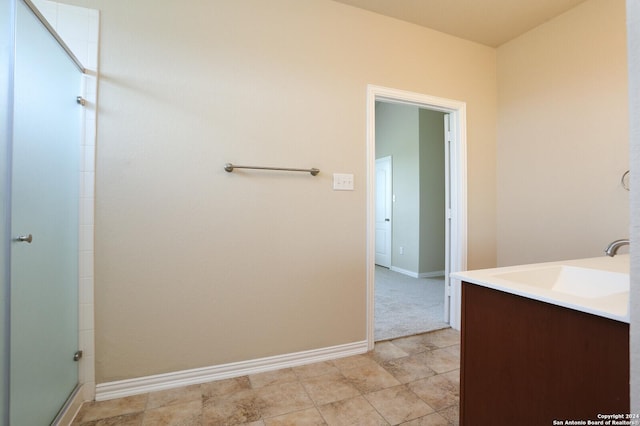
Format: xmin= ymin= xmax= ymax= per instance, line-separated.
xmin=451 ymin=254 xmax=630 ymax=322
xmin=494 ymin=266 xmax=629 ymax=299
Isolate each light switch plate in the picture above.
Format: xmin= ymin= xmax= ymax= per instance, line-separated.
xmin=333 ymin=173 xmax=354 ymax=190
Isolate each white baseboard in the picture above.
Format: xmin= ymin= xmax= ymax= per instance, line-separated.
xmin=95 ymin=340 xmax=368 ymax=401
xmin=390 ymin=266 xmax=419 ymax=277
xmin=390 ymin=266 xmax=445 ymax=279
xmin=419 ymin=270 xmax=445 ymax=279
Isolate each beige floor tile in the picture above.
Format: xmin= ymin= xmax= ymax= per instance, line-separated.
xmin=341 ymin=363 xmax=401 ymax=393
xmin=331 ymin=354 xmax=379 ymax=372
xmin=389 ymin=334 xmax=439 ymax=355
xmin=421 ymin=328 xmax=460 ymax=348
xmin=382 ymin=352 xmax=437 ymax=384
xmin=318 ymin=395 xmax=388 ymax=426
xmin=400 ymin=412 xmax=450 ymax=426
xmin=300 ymin=372 xmax=361 ymax=405
xmin=364 ymin=385 xmax=434 ymax=425
xmin=142 ymin=399 xmax=202 ymax=425
xmin=146 ymin=384 xmax=202 ymax=409
xmin=257 ymin=381 xmax=315 ymax=418
xmin=444 ymin=345 xmax=461 ymax=359
xmin=201 ymin=376 xmax=252 ymax=401
xmin=264 ymin=407 xmax=327 ymax=425
xmin=73 ymin=394 xmax=148 ymax=423
xmin=202 ymin=387 xmax=264 ymax=425
xmin=293 ymin=361 xmax=340 ymax=379
xmin=250 ymin=368 xmax=298 ymax=388
xmin=408 ymin=371 xmax=459 ymax=411
xmin=437 ymin=403 xmax=459 ymax=425
xmin=367 ymin=341 xmax=409 ymax=363
xmin=421 ymin=347 xmax=460 ymax=374
xmin=77 ymin=412 xmax=144 ymax=426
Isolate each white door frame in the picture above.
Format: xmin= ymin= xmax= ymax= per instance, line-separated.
xmin=366 ymin=85 xmax=467 ymax=349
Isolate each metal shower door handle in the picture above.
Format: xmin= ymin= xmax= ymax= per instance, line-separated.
xmin=15 ymin=234 xmax=33 ymax=243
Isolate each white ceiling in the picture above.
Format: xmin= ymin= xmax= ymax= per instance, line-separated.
xmin=331 ymin=0 xmax=588 ymax=47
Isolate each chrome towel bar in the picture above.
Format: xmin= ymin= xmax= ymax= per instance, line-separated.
xmin=224 ymin=163 xmax=320 ymax=176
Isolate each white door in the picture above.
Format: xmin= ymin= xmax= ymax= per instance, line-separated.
xmin=375 ymin=156 xmax=392 ymax=267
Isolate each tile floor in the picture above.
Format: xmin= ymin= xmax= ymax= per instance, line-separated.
xmin=72 ymin=328 xmax=460 ymax=425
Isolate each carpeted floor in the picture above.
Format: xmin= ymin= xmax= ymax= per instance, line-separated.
xmin=375 ymin=265 xmax=449 ymax=341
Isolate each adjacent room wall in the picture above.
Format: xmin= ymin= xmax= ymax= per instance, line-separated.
xmin=52 ymin=0 xmax=496 ymax=383
xmin=496 ymin=0 xmax=629 ymax=266
xmin=375 ymin=104 xmax=446 ymax=277
xmin=375 ymin=102 xmax=421 ymax=274
xmin=419 ymin=109 xmax=446 ymax=275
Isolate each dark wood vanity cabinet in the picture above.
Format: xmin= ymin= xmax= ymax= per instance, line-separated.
xmin=460 ymin=282 xmax=629 ymax=426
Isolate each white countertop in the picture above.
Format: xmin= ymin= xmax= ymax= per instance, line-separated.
xmin=451 ymin=254 xmax=630 ymax=323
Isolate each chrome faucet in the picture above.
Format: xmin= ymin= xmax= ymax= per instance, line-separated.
xmin=604 ymin=239 xmax=630 ymax=257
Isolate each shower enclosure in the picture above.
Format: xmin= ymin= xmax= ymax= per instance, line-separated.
xmin=2 ymin=0 xmax=84 ymax=423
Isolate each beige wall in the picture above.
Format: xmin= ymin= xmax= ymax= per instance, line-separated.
xmin=56 ymin=0 xmax=497 ymax=382
xmin=497 ymin=0 xmax=628 ymax=266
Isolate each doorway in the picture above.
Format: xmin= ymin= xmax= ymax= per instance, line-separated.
xmin=373 ymin=103 xmax=448 ymax=341
xmin=366 ymin=85 xmax=467 ymax=349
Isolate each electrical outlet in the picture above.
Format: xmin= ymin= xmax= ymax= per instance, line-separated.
xmin=333 ymin=173 xmax=354 ymax=190
xmin=399 ymin=246 xmax=404 ymax=255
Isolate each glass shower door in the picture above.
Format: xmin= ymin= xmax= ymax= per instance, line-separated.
xmin=10 ymin=0 xmax=82 ymax=423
